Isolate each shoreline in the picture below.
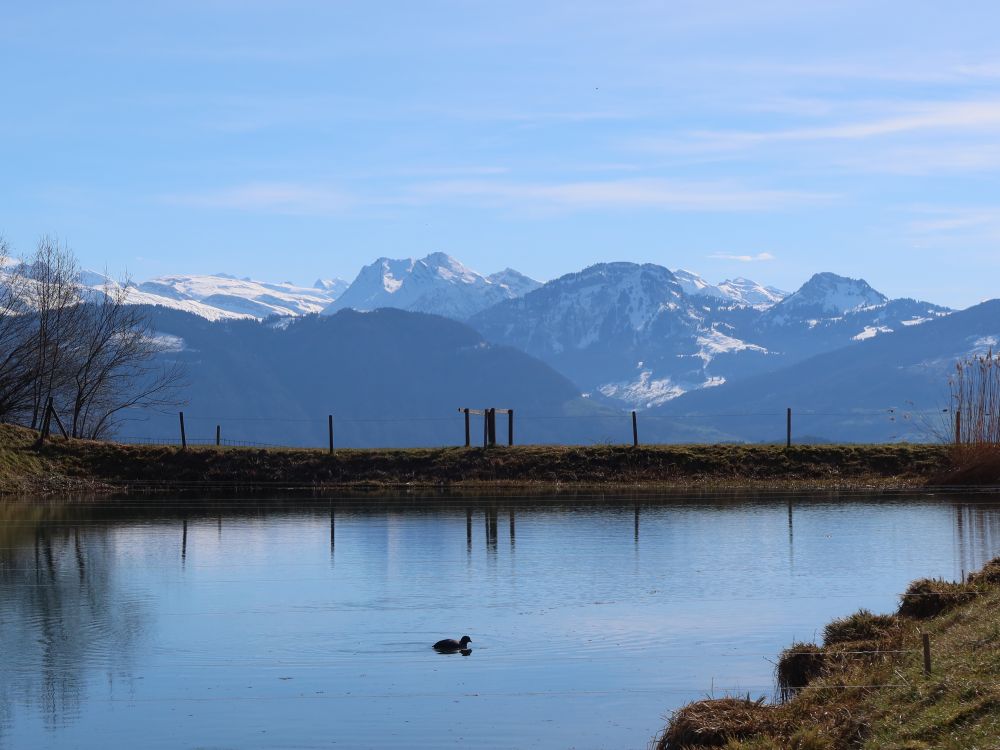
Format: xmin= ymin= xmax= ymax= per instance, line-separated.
xmin=655 ymin=557 xmax=1000 ymax=749
xmin=0 ymin=423 xmax=978 ymax=497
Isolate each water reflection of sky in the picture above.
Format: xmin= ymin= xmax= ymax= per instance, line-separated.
xmin=1 ymin=493 xmax=998 ymax=749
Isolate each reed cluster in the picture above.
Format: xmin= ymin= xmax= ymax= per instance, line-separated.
xmin=951 ymin=349 xmax=1000 ymax=445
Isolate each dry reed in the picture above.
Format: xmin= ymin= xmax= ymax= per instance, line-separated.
xmin=951 ymin=348 xmax=1000 ymax=445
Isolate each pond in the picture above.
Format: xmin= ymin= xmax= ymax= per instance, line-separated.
xmin=1 ymin=491 xmax=999 ymax=749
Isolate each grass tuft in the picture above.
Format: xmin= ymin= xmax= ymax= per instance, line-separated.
xmin=822 ymin=610 xmax=897 ymax=646
xmin=897 ymin=579 xmax=977 ymax=619
xmin=776 ymin=643 xmax=825 ymax=702
xmin=655 ymin=697 xmax=774 ymax=749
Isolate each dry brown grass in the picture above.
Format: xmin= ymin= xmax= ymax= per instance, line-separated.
xmin=776 ymin=643 xmax=825 ymax=703
xmin=822 ymin=609 xmax=898 ymax=646
xmin=896 ymin=579 xmax=977 ymax=619
xmin=932 ymin=443 xmax=1000 ymax=485
xmin=0 ymin=422 xmax=957 ymax=495
xmin=654 ymin=697 xmax=776 ymax=749
xmin=656 ymin=558 xmax=1000 ymax=750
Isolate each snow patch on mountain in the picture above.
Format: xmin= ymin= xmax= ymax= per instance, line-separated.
xmin=972 ymin=335 xmax=1000 ymax=354
xmin=77 ymin=271 xmax=348 ymax=321
xmin=150 ymin=333 xmax=186 ymax=352
xmin=695 ymin=328 xmax=769 ymax=363
xmin=853 ymin=325 xmax=894 ymax=341
xmin=599 ymin=370 xmax=727 ymax=408
xmin=599 ymin=371 xmax=687 ymax=407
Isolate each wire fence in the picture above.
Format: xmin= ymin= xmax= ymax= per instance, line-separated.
xmin=106 ymin=405 xmax=956 ymax=451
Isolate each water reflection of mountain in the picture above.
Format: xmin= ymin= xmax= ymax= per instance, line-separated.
xmin=0 ymin=502 xmax=148 ymax=737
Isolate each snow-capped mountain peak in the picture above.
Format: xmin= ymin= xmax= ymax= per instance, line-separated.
xmin=717 ymin=277 xmax=788 ymax=307
xmin=672 ymin=269 xmax=728 ymax=301
xmin=486 ymin=268 xmax=543 ymax=298
xmin=775 ymin=272 xmax=888 ymax=316
xmin=671 ymin=269 xmax=787 ymax=307
xmin=313 ymin=278 xmax=349 ymax=295
xmin=324 ymin=252 xmax=539 ymax=320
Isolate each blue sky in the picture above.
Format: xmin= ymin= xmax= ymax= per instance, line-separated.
xmin=2 ymin=1 xmax=999 ymax=308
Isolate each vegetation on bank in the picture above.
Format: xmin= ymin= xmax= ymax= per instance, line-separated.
xmin=0 ymin=422 xmax=963 ymax=494
xmin=654 ymin=559 xmax=1000 ymax=750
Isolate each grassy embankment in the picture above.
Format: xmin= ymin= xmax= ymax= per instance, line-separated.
xmin=0 ymin=422 xmax=970 ymax=494
xmin=654 ymin=558 xmax=1000 ymax=750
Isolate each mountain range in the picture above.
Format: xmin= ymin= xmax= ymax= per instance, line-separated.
xmin=72 ymin=251 xmax=995 ymax=444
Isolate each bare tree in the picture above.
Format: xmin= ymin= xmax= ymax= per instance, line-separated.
xmin=0 ymin=238 xmax=38 ymax=421
xmin=0 ymin=234 xmax=185 ymax=437
xmin=66 ymin=276 xmax=185 ymax=438
xmin=24 ymin=238 xmax=85 ymax=428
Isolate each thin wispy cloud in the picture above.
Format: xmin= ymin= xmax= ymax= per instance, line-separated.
xmin=408 ymin=179 xmax=827 ymax=212
xmin=908 ymin=207 xmax=1000 ymax=235
xmin=163 ymin=182 xmax=353 ymax=215
xmin=708 ymin=252 xmax=776 ymax=262
xmin=905 ymin=206 xmax=1000 ymax=249
xmin=706 ymin=59 xmax=1000 ymax=85
xmin=836 ymin=143 xmax=1000 ymax=175
xmin=692 ymin=100 xmax=1000 ymax=148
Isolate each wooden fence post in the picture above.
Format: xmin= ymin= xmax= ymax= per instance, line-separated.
xmin=50 ymin=402 xmax=69 ymax=439
xmin=508 ymin=409 xmax=514 ymax=446
xmin=488 ymin=408 xmax=497 ymax=446
xmin=922 ymin=633 xmax=932 ymax=675
xmin=39 ymin=396 xmax=54 ymax=444
xmin=179 ymin=411 xmax=187 ymax=449
xmin=328 ymin=414 xmax=334 ymax=454
xmin=786 ymin=407 xmax=792 ymax=448
xmin=464 ymin=408 xmax=470 ymax=447
xmin=216 ymin=424 xmax=221 ymax=446
xmin=483 ymin=407 xmax=488 ymax=448
xmin=955 ymin=410 xmax=962 ymax=445
xmin=632 ymin=410 xmax=638 ymax=447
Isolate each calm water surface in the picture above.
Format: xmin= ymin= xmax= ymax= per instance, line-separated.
xmin=1 ymin=491 xmax=999 ymax=749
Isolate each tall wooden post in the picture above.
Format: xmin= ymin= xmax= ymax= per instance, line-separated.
xmin=508 ymin=409 xmax=514 ymax=446
xmin=786 ymin=408 xmax=792 ymax=448
xmin=483 ymin=407 xmax=488 ymax=448
xmin=488 ymin=408 xmax=497 ymax=446
xmin=464 ymin=408 xmax=470 ymax=447
xmin=955 ymin=410 xmax=962 ymax=445
xmin=631 ymin=410 xmax=638 ymax=447
xmin=328 ymin=414 xmax=334 ymax=454
xmin=49 ymin=400 xmax=69 ymax=439
xmin=179 ymin=411 xmax=187 ymax=449
xmin=43 ymin=396 xmax=54 ymax=438
xmin=216 ymin=424 xmax=221 ymax=446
